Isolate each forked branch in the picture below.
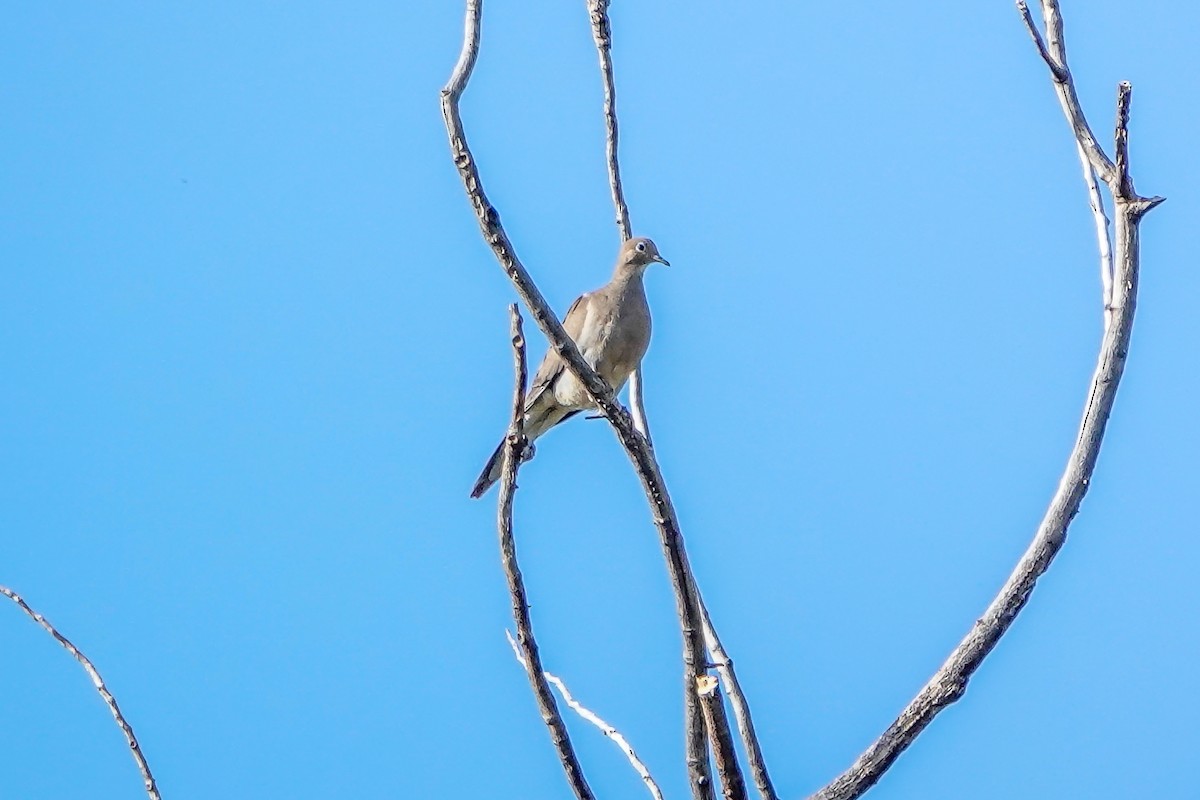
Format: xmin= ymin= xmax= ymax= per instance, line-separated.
xmin=807 ymin=5 xmax=1163 ymax=799
xmin=442 ymin=4 xmax=712 ymax=797
xmin=1017 ymin=0 xmax=1115 ymax=182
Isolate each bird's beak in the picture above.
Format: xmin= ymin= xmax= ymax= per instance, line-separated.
xmin=653 ymin=254 xmax=671 ymax=267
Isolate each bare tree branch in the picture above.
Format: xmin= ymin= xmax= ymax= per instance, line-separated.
xmin=1017 ymin=0 xmax=1116 ymax=181
xmin=1016 ymin=0 xmax=1067 ymax=83
xmin=580 ymin=3 xmax=776 ymax=794
xmin=442 ymin=3 xmax=713 ymax=797
xmin=586 ymin=0 xmax=632 ymax=243
xmin=806 ymin=6 xmax=1164 ymax=799
xmin=505 ymin=631 xmax=666 ymax=800
xmin=2 ymin=585 xmax=162 ymax=800
xmin=495 ymin=306 xmax=596 ymax=800
xmin=583 ymin=0 xmax=653 ymax=445
xmin=697 ymin=675 xmax=748 ymax=800
xmin=583 ymin=0 xmax=768 ymax=791
xmin=627 ymin=368 xmax=653 ymax=444
xmin=1113 ymin=80 xmax=1133 ymax=195
xmin=695 ymin=592 xmax=778 ymax=800
xmin=1076 ymin=143 xmax=1115 ymax=325
xmin=1021 ymin=1 xmax=1117 ymax=326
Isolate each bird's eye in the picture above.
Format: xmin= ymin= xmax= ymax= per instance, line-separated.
xmin=635 ymin=241 xmax=646 ymax=252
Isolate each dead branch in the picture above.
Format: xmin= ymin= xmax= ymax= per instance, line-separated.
xmin=585 ymin=0 xmax=632 ymax=242
xmin=505 ymin=631 xmax=665 ymax=800
xmin=696 ymin=591 xmax=778 ymax=800
xmin=697 ymin=675 xmax=748 ymax=800
xmin=2 ymin=585 xmax=162 ymax=800
xmin=584 ymin=0 xmax=652 ymax=446
xmin=442 ymin=2 xmax=713 ymax=797
xmin=807 ymin=5 xmax=1164 ymax=799
xmin=582 ymin=3 xmax=777 ymax=795
xmin=495 ymin=306 xmax=595 ymax=800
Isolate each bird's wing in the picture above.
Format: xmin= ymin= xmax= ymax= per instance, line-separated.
xmin=525 ymin=291 xmax=594 ymax=409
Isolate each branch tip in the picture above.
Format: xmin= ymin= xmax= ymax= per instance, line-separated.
xmin=1132 ymin=195 xmax=1166 ymax=218
xmin=1017 ymin=0 xmax=1068 ymax=83
xmin=586 ymin=0 xmax=632 ymax=242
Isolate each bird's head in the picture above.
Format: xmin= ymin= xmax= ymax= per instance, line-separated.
xmin=620 ymin=236 xmax=670 ymax=271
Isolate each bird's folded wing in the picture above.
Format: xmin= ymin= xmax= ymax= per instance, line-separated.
xmin=524 ymin=290 xmax=596 ymax=410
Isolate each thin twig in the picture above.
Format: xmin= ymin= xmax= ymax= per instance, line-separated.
xmin=585 ymin=0 xmax=651 ymax=445
xmin=505 ymin=631 xmax=666 ymax=800
xmin=586 ymin=0 xmax=632 ymax=242
xmin=1076 ymin=143 xmax=1115 ymax=325
xmin=807 ymin=5 xmax=1164 ymax=799
xmin=628 ymin=368 xmax=653 ymax=445
xmin=696 ymin=675 xmax=748 ymax=800
xmin=442 ymin=4 xmax=713 ymax=798
xmin=584 ymin=3 xmax=754 ymax=792
xmin=695 ymin=592 xmax=778 ymax=800
xmin=1 ymin=585 xmax=162 ymax=800
xmin=1016 ymin=0 xmax=1068 ymax=82
xmin=497 ymin=306 xmax=596 ymax=800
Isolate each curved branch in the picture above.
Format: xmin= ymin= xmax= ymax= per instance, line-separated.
xmin=442 ymin=0 xmax=625 ymax=427
xmin=2 ymin=585 xmax=162 ymax=800
xmin=808 ymin=6 xmax=1163 ymax=799
xmin=441 ymin=5 xmax=712 ymax=797
xmin=496 ymin=306 xmax=596 ymax=800
xmin=809 ymin=267 xmax=1137 ymax=800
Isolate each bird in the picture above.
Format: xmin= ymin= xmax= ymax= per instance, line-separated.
xmin=470 ymin=236 xmax=669 ymax=498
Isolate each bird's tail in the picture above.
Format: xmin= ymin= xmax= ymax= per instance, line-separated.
xmin=469 ymin=440 xmax=506 ymax=499
xmin=469 ymin=406 xmax=582 ymax=499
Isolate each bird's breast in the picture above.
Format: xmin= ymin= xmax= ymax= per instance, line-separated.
xmin=594 ymin=289 xmax=650 ymax=389
xmin=553 ymin=280 xmax=651 ymax=409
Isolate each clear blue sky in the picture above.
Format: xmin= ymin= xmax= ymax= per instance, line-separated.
xmin=3 ymin=2 xmax=1197 ymax=798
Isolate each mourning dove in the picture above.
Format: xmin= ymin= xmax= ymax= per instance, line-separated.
xmin=470 ymin=236 xmax=669 ymax=498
